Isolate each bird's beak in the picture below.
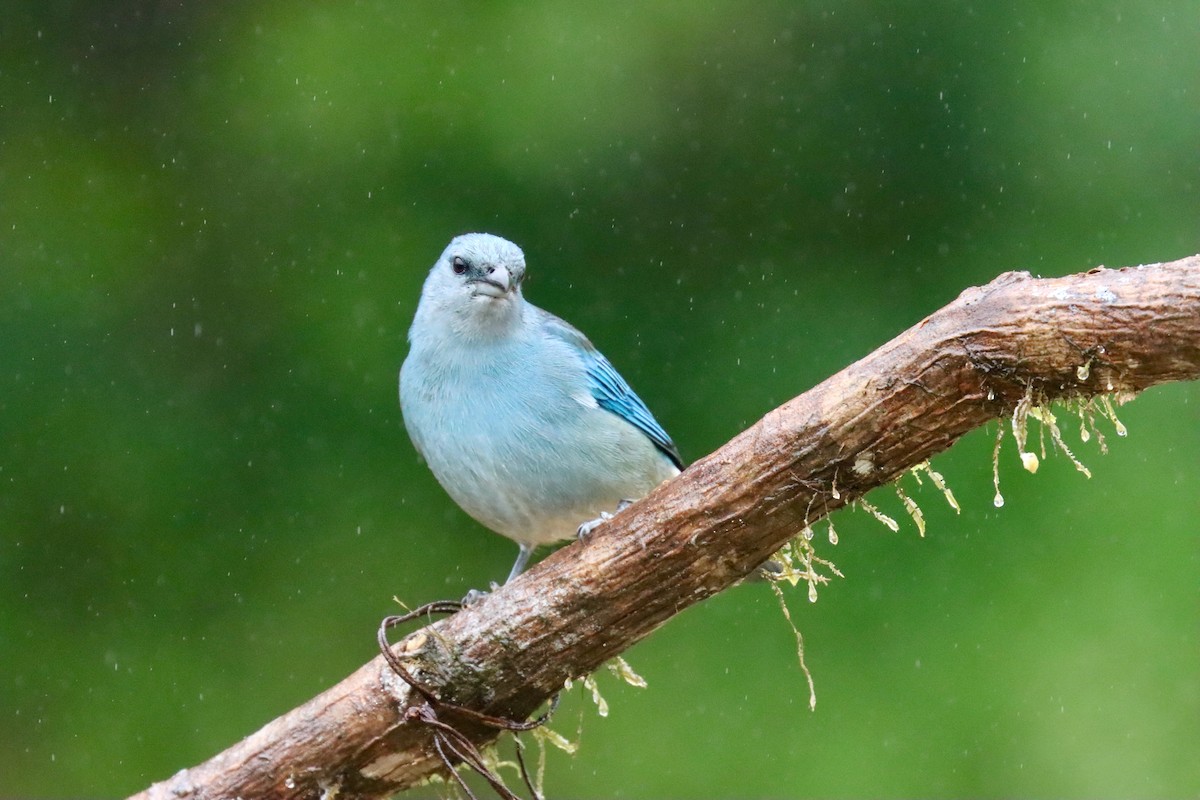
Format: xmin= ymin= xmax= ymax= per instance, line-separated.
xmin=468 ymin=266 xmax=513 ymax=298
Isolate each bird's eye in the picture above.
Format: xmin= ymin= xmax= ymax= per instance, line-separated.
xmin=451 ymin=256 xmax=468 ymax=275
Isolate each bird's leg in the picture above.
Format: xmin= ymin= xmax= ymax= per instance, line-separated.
xmin=506 ymin=542 xmax=536 ymax=583
xmin=462 ymin=543 xmax=536 ymax=605
xmin=577 ymin=499 xmax=636 ymax=540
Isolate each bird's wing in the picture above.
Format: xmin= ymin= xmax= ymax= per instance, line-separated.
xmin=538 ymin=309 xmax=684 ymax=469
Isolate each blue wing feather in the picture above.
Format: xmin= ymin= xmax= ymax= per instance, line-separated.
xmin=539 ymin=310 xmax=684 ymax=469
xmin=583 ymin=349 xmax=684 ymax=468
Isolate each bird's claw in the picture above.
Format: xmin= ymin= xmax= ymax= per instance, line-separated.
xmin=461 ymin=582 xmax=501 ymax=607
xmin=577 ymin=511 xmax=613 ymax=541
xmin=577 ymin=499 xmax=636 ymax=541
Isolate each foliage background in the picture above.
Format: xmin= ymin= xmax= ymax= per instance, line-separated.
xmin=2 ymin=2 xmax=1197 ymax=796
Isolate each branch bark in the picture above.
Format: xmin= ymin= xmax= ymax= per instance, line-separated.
xmin=130 ymin=254 xmax=1200 ymax=800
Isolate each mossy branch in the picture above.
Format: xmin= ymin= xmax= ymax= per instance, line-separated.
xmin=128 ymin=254 xmax=1200 ymax=800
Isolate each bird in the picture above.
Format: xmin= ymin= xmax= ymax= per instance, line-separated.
xmin=399 ymin=233 xmax=683 ymax=584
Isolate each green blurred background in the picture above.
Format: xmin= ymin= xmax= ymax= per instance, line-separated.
xmin=2 ymin=1 xmax=1198 ymax=797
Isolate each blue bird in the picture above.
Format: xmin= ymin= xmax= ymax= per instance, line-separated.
xmin=399 ymin=233 xmax=683 ymax=583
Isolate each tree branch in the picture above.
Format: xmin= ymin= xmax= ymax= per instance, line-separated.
xmin=130 ymin=254 xmax=1200 ymax=800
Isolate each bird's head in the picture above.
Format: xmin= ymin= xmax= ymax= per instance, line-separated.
xmin=415 ymin=233 xmax=528 ymax=340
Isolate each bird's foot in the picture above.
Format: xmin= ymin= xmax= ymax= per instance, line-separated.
xmin=577 ymin=511 xmax=613 ymax=540
xmin=461 ymin=582 xmax=501 ymax=607
xmin=577 ymin=499 xmax=636 ymax=541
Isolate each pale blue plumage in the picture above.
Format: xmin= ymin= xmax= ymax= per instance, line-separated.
xmin=399 ymin=233 xmax=681 ymax=582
